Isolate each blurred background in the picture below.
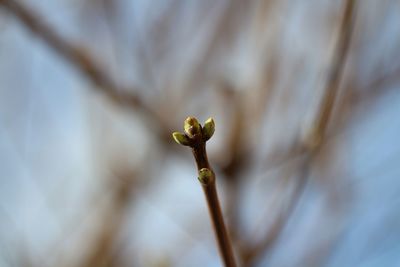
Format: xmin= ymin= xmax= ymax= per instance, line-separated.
xmin=0 ymin=0 xmax=400 ymax=266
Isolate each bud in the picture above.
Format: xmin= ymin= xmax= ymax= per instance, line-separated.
xmin=184 ymin=116 xmax=201 ymax=138
xmin=202 ymin=117 xmax=215 ymax=141
xmin=198 ymin=168 xmax=214 ymax=185
xmin=172 ymin=132 xmax=191 ymax=146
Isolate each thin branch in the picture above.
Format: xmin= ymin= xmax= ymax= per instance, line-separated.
xmin=350 ymin=64 xmax=400 ymax=104
xmin=242 ymin=1 xmax=358 ymax=266
xmin=173 ymin=117 xmax=237 ymax=267
xmin=310 ymin=0 xmax=356 ymax=146
xmin=260 ymin=62 xmax=400 ymax=175
xmin=241 ymin=156 xmax=311 ymax=265
xmin=0 ymin=0 xmax=168 ymax=133
xmin=78 ymin=170 xmax=137 ymax=267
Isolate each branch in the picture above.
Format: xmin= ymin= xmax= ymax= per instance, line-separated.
xmin=241 ymin=158 xmax=311 ymax=265
xmin=242 ymin=1 xmax=358 ymax=266
xmin=173 ymin=117 xmax=237 ymax=267
xmin=260 ymin=63 xmax=400 ymax=176
xmin=0 ymin=0 xmax=168 ymax=133
xmin=307 ymin=0 xmax=356 ymax=149
xmin=350 ymin=64 xmax=400 ymax=105
xmin=78 ymin=170 xmax=137 ymax=267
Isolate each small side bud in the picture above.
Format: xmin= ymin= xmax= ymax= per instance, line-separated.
xmin=172 ymin=132 xmax=191 ymax=146
xmin=202 ymin=117 xmax=215 ymax=141
xmin=184 ymin=116 xmax=201 ymax=138
xmin=198 ymin=168 xmax=214 ymax=185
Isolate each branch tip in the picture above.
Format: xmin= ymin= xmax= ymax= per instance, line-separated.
xmin=184 ymin=116 xmax=201 ymax=138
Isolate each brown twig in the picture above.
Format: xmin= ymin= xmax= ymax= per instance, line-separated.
xmin=240 ymin=155 xmax=311 ymax=266
xmin=242 ymin=1 xmax=357 ymax=266
xmin=309 ymin=0 xmax=356 ymax=148
xmin=260 ymin=62 xmax=400 ymax=175
xmin=77 ymin=169 xmax=137 ymax=267
xmin=173 ymin=117 xmax=237 ymax=267
xmin=0 ymin=0 xmax=169 ymax=135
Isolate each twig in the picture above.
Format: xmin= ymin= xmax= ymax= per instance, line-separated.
xmin=241 ymin=155 xmax=311 ymax=266
xmin=78 ymin=170 xmax=137 ymax=267
xmin=242 ymin=0 xmax=357 ymax=266
xmin=260 ymin=62 xmax=400 ymax=175
xmin=173 ymin=117 xmax=237 ymax=267
xmin=308 ymin=0 xmax=356 ymax=149
xmin=350 ymin=64 xmax=400 ymax=105
xmin=0 ymin=0 xmax=168 ymax=134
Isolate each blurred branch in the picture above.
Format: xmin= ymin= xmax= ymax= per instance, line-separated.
xmin=223 ymin=95 xmax=246 ymax=241
xmin=78 ymin=170 xmax=137 ymax=267
xmin=309 ymin=0 xmax=356 ymax=147
xmin=351 ymin=64 xmax=400 ymax=104
xmin=218 ymin=46 xmax=277 ymax=239
xmin=0 ymin=0 xmax=169 ymax=136
xmin=241 ymin=1 xmax=358 ymax=266
xmin=260 ymin=62 xmax=400 ymax=175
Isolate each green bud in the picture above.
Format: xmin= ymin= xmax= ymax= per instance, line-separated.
xmin=172 ymin=132 xmax=191 ymax=146
xmin=184 ymin=116 xmax=201 ymax=138
xmin=198 ymin=168 xmax=214 ymax=184
xmin=202 ymin=117 xmax=215 ymax=141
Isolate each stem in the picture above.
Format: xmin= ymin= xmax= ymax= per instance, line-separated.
xmin=241 ymin=1 xmax=357 ymax=266
xmin=192 ymin=144 xmax=237 ymax=267
xmin=0 ymin=0 xmax=170 ymax=136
